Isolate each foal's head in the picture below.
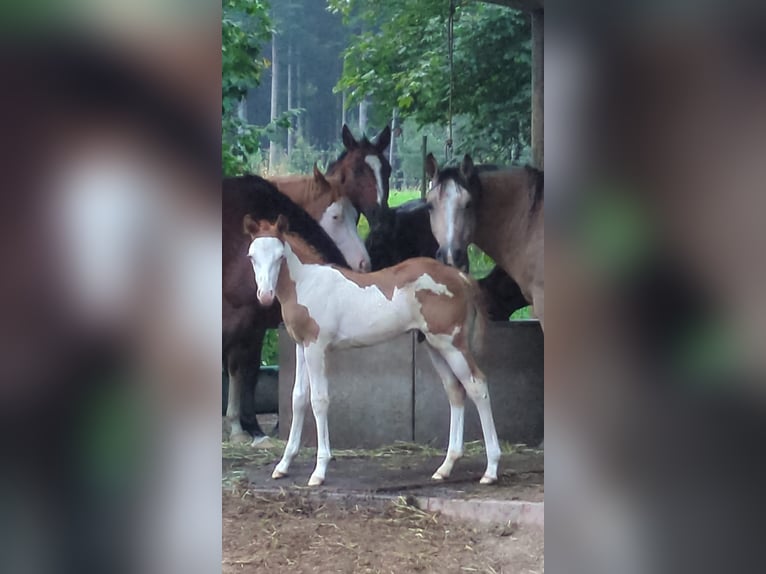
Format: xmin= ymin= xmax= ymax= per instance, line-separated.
xmin=327 ymin=124 xmax=392 ymax=217
xmin=244 ymin=215 xmax=288 ymax=307
xmin=313 ymin=164 xmax=371 ymax=272
xmin=425 ymin=153 xmax=480 ymax=272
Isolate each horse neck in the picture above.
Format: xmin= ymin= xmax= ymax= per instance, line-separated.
xmin=272 ymin=176 xmax=333 ymax=220
xmin=474 ymin=169 xmax=540 ymax=267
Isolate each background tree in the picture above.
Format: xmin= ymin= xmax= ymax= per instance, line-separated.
xmin=330 ymin=0 xmax=532 ymax=164
xmin=222 ymin=0 xmax=273 ymax=176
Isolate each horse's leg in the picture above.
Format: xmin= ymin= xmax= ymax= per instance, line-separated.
xmin=224 ymin=347 xmax=250 ymax=443
xmin=272 ymin=344 xmax=309 ymax=479
xmin=425 ymin=345 xmax=467 ymax=480
xmin=239 ymin=328 xmax=268 ymax=443
xmin=304 ymin=343 xmax=331 ymax=487
xmin=438 ymin=346 xmax=501 ymax=484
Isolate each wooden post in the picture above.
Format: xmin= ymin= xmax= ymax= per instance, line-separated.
xmin=531 ymin=9 xmax=544 ymax=169
xmin=421 ymin=135 xmax=428 ymax=199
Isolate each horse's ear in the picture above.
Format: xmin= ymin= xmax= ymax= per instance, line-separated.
xmin=460 ymin=154 xmax=475 ymax=178
xmin=276 ymin=214 xmax=289 ymax=234
xmin=243 ymin=214 xmax=259 ymax=237
xmin=342 ymin=124 xmax=358 ymax=150
xmin=313 ymin=162 xmax=328 ymax=186
xmin=374 ymin=125 xmax=391 ymax=153
xmin=425 ymin=153 xmax=439 ymax=180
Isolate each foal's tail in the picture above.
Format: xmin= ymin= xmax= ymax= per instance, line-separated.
xmin=464 ymin=274 xmax=487 ymax=355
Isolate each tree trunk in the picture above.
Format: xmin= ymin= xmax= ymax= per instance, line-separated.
xmin=358 ymin=98 xmax=368 ymax=137
xmin=287 ymin=41 xmax=294 ymax=157
xmin=269 ymin=33 xmax=279 ymax=172
xmin=296 ymin=50 xmax=302 ymax=139
xmin=531 ymin=9 xmax=544 ymax=169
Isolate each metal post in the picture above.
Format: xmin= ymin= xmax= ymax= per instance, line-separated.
xmin=421 ymin=135 xmax=428 ymax=199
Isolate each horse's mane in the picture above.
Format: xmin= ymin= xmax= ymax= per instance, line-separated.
xmin=224 ymin=175 xmax=350 ymax=268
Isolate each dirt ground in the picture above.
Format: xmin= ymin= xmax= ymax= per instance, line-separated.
xmin=223 ymin=488 xmax=543 ymax=574
xmin=223 ymin=433 xmax=543 ymax=573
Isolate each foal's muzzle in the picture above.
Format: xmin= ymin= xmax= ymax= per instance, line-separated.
xmin=257 ymin=289 xmax=275 ymax=306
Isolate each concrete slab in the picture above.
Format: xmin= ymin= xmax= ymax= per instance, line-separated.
xmin=278 ymin=327 xmax=414 ymax=448
xmin=414 ymin=321 xmax=544 ymax=447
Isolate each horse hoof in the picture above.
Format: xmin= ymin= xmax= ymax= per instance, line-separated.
xmin=251 ymin=436 xmax=274 ymax=449
xmin=431 ymin=472 xmax=446 ymax=481
xmin=307 ymin=475 xmax=324 ymax=487
xmin=479 ymin=475 xmax=497 ymax=485
xmin=230 ymin=432 xmax=251 ymax=444
xmin=272 ymin=469 xmax=287 ymax=479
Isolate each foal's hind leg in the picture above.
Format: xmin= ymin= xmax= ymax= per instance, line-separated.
xmin=438 ymin=346 xmax=501 ymax=484
xmin=273 ymin=344 xmax=309 ymax=478
xmin=425 ymin=345 xmax=466 ymax=480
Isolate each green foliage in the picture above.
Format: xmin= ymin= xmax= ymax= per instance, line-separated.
xmin=222 ymin=0 xmax=272 ymax=176
xmin=261 ymin=329 xmax=279 ymax=366
xmin=330 ymin=0 xmax=532 ymax=163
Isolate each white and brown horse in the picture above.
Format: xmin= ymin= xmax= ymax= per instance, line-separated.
xmin=245 ymin=215 xmax=501 ymax=486
xmin=223 ymin=167 xmax=369 ymax=444
xmin=425 ymin=154 xmax=544 ymax=329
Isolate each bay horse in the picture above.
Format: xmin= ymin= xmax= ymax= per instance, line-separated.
xmin=365 ymin=199 xmax=529 ymax=320
xmin=223 ymin=175 xmax=355 ymax=443
xmin=326 ymin=124 xmax=392 ymax=216
xmin=425 ymin=154 xmax=544 ymax=329
xmin=245 ymin=215 xmax=501 ymax=486
xmin=270 ymin=164 xmax=371 ymax=272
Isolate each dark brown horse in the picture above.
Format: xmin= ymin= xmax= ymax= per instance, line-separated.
xmin=327 ymin=124 xmax=392 ymax=217
xmin=223 ymin=175 xmax=351 ymax=442
xmin=426 ymin=154 xmax=544 ymax=328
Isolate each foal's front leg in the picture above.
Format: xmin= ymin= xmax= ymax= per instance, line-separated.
xmin=272 ymin=344 xmax=309 ymax=479
xmin=304 ymin=343 xmax=331 ymax=486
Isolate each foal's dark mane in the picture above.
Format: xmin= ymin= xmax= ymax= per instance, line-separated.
xmin=224 ymin=175 xmax=350 ymax=268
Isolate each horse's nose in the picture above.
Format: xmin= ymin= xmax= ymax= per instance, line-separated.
xmin=435 ymin=247 xmax=446 ymax=264
xmin=454 ymin=248 xmax=468 ymax=271
xmin=257 ymin=289 xmax=275 ymax=306
xmin=358 ymin=257 xmax=370 ymax=273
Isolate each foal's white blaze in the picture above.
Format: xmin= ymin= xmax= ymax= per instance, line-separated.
xmin=248 ymin=237 xmax=284 ymax=306
xmin=319 ymin=197 xmax=371 ymax=272
xmin=364 ymin=154 xmax=385 ymax=206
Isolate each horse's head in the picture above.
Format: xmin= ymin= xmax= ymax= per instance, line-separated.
xmin=313 ymin=164 xmax=371 ymax=273
xmin=243 ymin=214 xmax=288 ymax=307
xmin=425 ymin=153 xmax=480 ymax=272
xmin=327 ymin=124 xmax=392 ymax=217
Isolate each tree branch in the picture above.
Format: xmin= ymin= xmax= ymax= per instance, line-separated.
xmin=479 ymin=0 xmax=543 ymax=13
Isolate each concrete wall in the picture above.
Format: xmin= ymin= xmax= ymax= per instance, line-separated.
xmin=278 ymin=322 xmax=543 ymax=449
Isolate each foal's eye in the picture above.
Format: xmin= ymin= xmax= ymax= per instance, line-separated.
xmin=332 ymin=215 xmax=340 ymax=221
xmin=426 ymin=203 xmax=434 ymax=211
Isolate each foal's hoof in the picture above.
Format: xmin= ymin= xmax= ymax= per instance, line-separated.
xmin=272 ymin=468 xmax=287 ymax=479
xmin=307 ymin=475 xmax=324 ymax=487
xmin=431 ymin=471 xmax=446 ymax=481
xmin=479 ymin=474 xmax=497 ymax=485
xmin=230 ymin=432 xmax=251 ymax=444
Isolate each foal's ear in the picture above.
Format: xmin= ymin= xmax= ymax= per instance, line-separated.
xmin=374 ymin=125 xmax=391 ymax=153
xmin=460 ymin=154 xmax=476 ymax=177
xmin=425 ymin=152 xmax=439 ymax=180
xmin=243 ymin=214 xmax=259 ymax=237
xmin=275 ymin=214 xmax=289 ymax=234
xmin=341 ymin=124 xmax=358 ymax=150
xmin=313 ymin=163 xmax=329 ymax=186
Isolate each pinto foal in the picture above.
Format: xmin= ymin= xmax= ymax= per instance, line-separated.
xmin=245 ymin=215 xmax=501 ymax=486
